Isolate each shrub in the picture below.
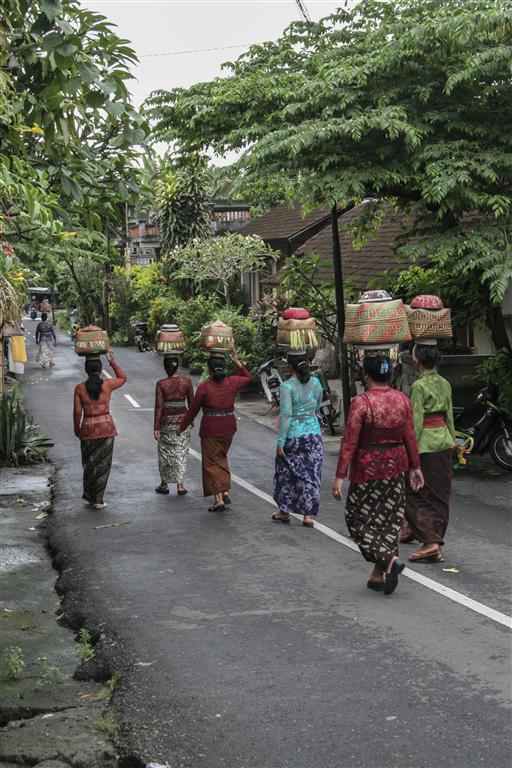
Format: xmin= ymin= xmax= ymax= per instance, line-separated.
xmin=476 ymin=350 xmax=512 ymax=415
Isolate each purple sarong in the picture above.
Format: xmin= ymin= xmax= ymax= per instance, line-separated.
xmin=273 ymin=434 xmax=323 ymax=516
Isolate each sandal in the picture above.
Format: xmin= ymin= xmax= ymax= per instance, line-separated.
xmin=384 ymin=559 xmax=405 ymax=596
xmin=409 ymin=550 xmax=443 ymax=563
xmin=155 ymin=484 xmax=170 ymax=495
xmin=208 ymin=504 xmax=226 ymax=512
xmin=223 ymin=494 xmax=232 ymax=506
xmin=303 ymin=520 xmax=314 ymax=528
xmin=367 ymin=580 xmax=385 ymax=592
xmin=400 ymin=533 xmax=416 ymax=544
xmin=271 ymin=513 xmax=290 ymax=524
xmin=177 ymin=489 xmax=188 ymax=496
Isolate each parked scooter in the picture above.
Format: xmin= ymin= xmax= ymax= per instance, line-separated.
xmin=311 ymin=366 xmax=339 ymax=436
xmin=134 ymin=321 xmax=151 ymax=353
xmin=30 ymin=308 xmax=37 ymax=321
xmin=259 ymin=359 xmax=283 ymax=407
xmin=454 ymin=383 xmax=512 ymax=472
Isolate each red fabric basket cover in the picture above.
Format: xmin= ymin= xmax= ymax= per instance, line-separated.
xmin=410 ymin=295 xmax=444 ymax=310
xmin=282 ymin=307 xmax=311 ymax=320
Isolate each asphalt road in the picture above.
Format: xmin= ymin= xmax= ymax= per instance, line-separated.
xmin=21 ymin=324 xmax=512 ymax=768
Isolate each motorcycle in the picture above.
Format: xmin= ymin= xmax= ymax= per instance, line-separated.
xmin=454 ymin=383 xmax=512 ymax=472
xmin=259 ymin=359 xmax=284 ymax=407
xmin=134 ymin=321 xmax=151 ymax=353
xmin=30 ymin=308 xmax=37 ymax=321
xmin=311 ymin=366 xmax=339 ymax=436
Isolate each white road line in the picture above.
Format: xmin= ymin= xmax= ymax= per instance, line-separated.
xmin=103 ymin=370 xmax=112 ymax=379
xmin=189 ymin=448 xmax=512 ymax=630
xmin=124 ymin=394 xmax=140 ymax=408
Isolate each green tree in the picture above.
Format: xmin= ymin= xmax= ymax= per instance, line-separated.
xmin=155 ymin=155 xmax=211 ymax=255
xmin=1 ymin=0 xmax=146 ymax=240
xmin=147 ymin=0 xmax=512 ymax=352
xmin=167 ymin=233 xmax=277 ymax=305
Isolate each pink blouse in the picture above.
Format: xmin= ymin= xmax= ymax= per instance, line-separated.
xmin=336 ymin=388 xmax=420 ymax=483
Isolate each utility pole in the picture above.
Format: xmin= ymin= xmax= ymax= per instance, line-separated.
xmin=330 ymin=204 xmax=352 ymax=423
xmin=294 ymin=0 xmax=311 ymax=22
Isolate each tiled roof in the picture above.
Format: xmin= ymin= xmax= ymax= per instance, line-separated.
xmin=263 ymin=204 xmax=418 ymax=289
xmin=241 ymin=202 xmax=331 ymax=240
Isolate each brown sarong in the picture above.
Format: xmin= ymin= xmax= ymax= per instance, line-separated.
xmin=345 ymin=475 xmax=405 ymax=570
xmin=405 ymin=449 xmax=452 ymax=545
xmin=81 ymin=437 xmax=114 ymax=505
xmin=201 ymin=436 xmax=233 ymax=497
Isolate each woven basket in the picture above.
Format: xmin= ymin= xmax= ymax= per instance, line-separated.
xmin=344 ymin=299 xmax=411 ymax=345
xmin=156 ymin=324 xmax=185 ymax=355
xmin=406 ymin=305 xmax=452 ymax=340
xmin=200 ymin=320 xmax=234 ymax=352
xmin=40 ymin=302 xmax=52 ymax=313
xmin=75 ymin=325 xmax=109 ymax=356
xmin=277 ymin=317 xmax=318 ymax=348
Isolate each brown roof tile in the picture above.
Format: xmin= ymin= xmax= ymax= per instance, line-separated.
xmin=263 ymin=204 xmax=418 ymax=289
xmin=241 ymin=202 xmax=331 ymax=241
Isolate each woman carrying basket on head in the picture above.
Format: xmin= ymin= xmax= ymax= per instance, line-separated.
xmin=73 ymin=351 xmax=126 ymax=509
xmin=179 ymin=350 xmax=251 ymax=512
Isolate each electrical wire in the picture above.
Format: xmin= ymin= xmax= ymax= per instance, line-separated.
xmin=140 ymin=43 xmax=252 ymax=58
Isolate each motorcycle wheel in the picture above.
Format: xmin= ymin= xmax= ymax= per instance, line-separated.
xmin=489 ymin=429 xmax=512 ymax=472
xmin=137 ymin=340 xmax=144 ymax=352
xmin=326 ymin=413 xmax=337 ymax=436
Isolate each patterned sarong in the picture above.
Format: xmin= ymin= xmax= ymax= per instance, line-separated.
xmin=36 ymin=341 xmax=54 ymax=368
xmin=345 ymin=475 xmax=405 ymax=569
xmin=158 ymin=422 xmax=191 ymax=484
xmin=405 ymin=449 xmax=452 ymax=545
xmin=200 ymin=436 xmax=233 ymax=497
xmin=273 ymin=434 xmax=324 ymax=516
xmin=81 ymin=437 xmax=114 ymax=505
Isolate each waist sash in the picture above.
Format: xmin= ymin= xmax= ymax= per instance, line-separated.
xmin=83 ymin=414 xmax=111 ymax=424
xmin=163 ymin=400 xmax=186 ymax=409
xmin=423 ymin=412 xmax=446 ymax=428
xmin=204 ymin=409 xmax=235 ymax=417
xmin=292 ymin=411 xmax=317 ymax=420
xmin=358 ymin=442 xmax=403 ymax=450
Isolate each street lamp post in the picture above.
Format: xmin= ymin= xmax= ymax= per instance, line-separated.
xmin=330 ymin=204 xmax=352 ymax=424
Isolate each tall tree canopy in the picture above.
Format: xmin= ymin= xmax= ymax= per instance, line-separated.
xmin=1 ymin=0 xmax=146 ymax=239
xmin=148 ymin=0 xmax=512 ymax=349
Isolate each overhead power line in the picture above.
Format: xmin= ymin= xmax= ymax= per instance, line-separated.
xmin=294 ymin=0 xmax=311 ymax=22
xmin=140 ymin=43 xmax=252 ymax=59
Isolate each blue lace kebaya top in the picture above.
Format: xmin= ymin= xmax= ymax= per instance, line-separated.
xmin=277 ymin=376 xmax=324 ymax=447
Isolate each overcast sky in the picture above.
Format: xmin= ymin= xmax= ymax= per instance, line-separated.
xmin=86 ymin=1 xmax=346 ymax=105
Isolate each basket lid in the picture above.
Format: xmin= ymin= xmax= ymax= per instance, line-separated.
xmin=358 ymin=289 xmax=392 ymax=304
xmin=410 ymin=294 xmax=444 ymax=310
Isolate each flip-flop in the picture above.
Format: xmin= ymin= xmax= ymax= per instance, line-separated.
xmin=409 ymin=551 xmax=443 ymax=563
xmin=384 ymin=559 xmax=405 ymax=595
xmin=400 ymin=534 xmax=416 ymax=544
xmin=303 ymin=520 xmax=314 ymax=528
xmin=367 ymin=580 xmax=385 ymax=591
xmin=208 ymin=504 xmax=226 ymax=512
xmin=271 ymin=513 xmax=290 ymax=524
xmin=155 ymin=485 xmax=170 ymax=495
xmin=177 ymin=489 xmax=188 ymax=496
xmin=223 ymin=494 xmax=232 ymax=506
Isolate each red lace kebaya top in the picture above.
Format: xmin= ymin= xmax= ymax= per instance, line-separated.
xmin=336 ymin=387 xmax=420 ymax=483
xmin=180 ymin=365 xmax=252 ymax=438
xmin=154 ymin=374 xmax=194 ymax=430
xmin=73 ymin=360 xmax=127 ymax=440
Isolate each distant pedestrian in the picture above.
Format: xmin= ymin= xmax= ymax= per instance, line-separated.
xmin=179 ymin=350 xmax=251 ymax=512
xmin=73 ymin=351 xmax=127 ymax=509
xmin=35 ymin=312 xmax=56 ymax=368
xmin=272 ymin=352 xmax=324 ymax=527
xmin=404 ymin=344 xmax=456 ymax=563
xmin=154 ymin=355 xmax=194 ymax=496
xmin=332 ymin=353 xmax=424 ymax=595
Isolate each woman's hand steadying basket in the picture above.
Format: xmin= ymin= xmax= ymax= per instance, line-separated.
xmin=106 ymin=350 xmax=114 ymax=365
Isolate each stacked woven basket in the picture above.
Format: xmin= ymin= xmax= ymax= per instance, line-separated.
xmin=277 ymin=308 xmax=319 ymax=352
xmin=74 ymin=325 xmax=109 ymax=358
xmin=155 ymin=324 xmax=186 ymax=356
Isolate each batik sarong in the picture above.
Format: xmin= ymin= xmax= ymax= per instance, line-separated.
xmin=201 ymin=436 xmax=233 ymax=496
xmin=345 ymin=475 xmax=405 ymax=569
xmin=405 ymin=449 xmax=452 ymax=545
xmin=36 ymin=341 xmax=54 ymax=368
xmin=273 ymin=434 xmax=323 ymax=517
xmin=158 ymin=422 xmax=191 ymax=484
xmin=81 ymin=437 xmax=114 ymax=505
